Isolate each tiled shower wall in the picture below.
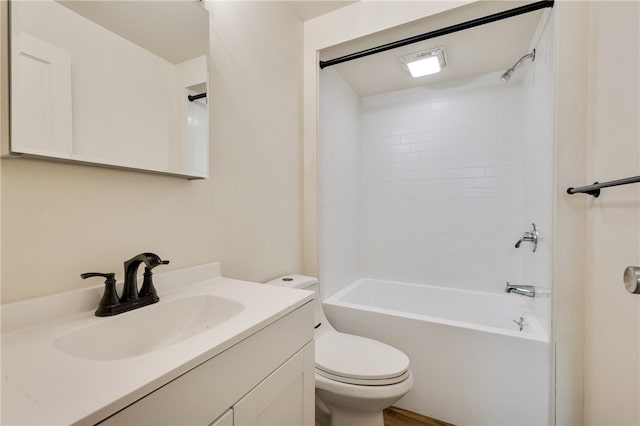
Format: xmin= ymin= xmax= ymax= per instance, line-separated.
xmin=319 ymin=68 xmax=361 ymax=298
xmin=321 ymin=28 xmax=554 ymax=299
xmin=359 ymin=76 xmax=525 ymax=292
xmin=521 ymin=10 xmax=555 ymax=333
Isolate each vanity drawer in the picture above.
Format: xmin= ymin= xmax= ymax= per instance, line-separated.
xmin=98 ymin=301 xmax=313 ymax=425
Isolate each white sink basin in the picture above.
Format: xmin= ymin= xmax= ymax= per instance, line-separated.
xmin=54 ymin=295 xmax=243 ymax=361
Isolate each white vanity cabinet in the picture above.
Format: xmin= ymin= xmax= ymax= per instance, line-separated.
xmin=234 ymin=343 xmax=314 ymax=425
xmin=98 ymin=302 xmax=314 ymax=426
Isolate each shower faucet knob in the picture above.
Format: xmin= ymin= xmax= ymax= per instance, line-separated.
xmin=515 ymin=223 xmax=538 ymax=252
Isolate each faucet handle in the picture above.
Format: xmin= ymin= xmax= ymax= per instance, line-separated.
xmin=138 ymin=257 xmax=169 ymax=302
xmin=81 ymin=272 xmax=120 ymax=317
xmin=514 ymin=223 xmax=538 ymax=252
xmin=81 ymin=272 xmax=115 ymax=281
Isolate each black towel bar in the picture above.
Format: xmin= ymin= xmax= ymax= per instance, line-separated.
xmin=567 ymin=175 xmax=640 ymax=197
xmin=188 ymin=92 xmax=207 ymax=102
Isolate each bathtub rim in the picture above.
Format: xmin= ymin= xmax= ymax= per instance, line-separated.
xmin=323 ymin=277 xmax=549 ymax=343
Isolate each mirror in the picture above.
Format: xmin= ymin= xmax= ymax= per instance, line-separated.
xmin=8 ymin=0 xmax=209 ymax=179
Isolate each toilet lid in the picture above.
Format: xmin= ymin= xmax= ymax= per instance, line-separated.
xmin=315 ymin=332 xmax=410 ymax=385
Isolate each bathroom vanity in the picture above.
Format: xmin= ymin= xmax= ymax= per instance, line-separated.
xmin=1 ymin=263 xmax=315 ymax=425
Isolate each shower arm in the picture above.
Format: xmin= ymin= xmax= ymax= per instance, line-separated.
xmin=505 ymin=50 xmax=536 ymax=75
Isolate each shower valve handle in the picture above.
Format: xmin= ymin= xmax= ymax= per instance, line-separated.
xmin=515 ymin=223 xmax=538 ymax=252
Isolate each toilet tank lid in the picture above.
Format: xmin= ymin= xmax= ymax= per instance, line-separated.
xmin=265 ymin=274 xmax=318 ymax=289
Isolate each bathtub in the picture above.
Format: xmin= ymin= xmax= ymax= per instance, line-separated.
xmin=323 ymin=278 xmax=551 ymax=426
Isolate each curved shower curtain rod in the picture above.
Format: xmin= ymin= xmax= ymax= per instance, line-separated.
xmin=319 ymin=0 xmax=555 ymax=69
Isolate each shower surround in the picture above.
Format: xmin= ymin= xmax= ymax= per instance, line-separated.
xmin=358 ymin=76 xmax=526 ymax=292
xmin=320 ymin=69 xmax=552 ymax=300
xmin=319 ymin=10 xmax=554 ymax=425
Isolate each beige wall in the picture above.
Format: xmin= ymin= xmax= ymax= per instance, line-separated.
xmin=0 ymin=1 xmax=303 ymax=302
xmin=207 ymin=1 xmax=303 ymax=284
xmin=552 ymin=2 xmax=589 ymax=423
xmin=0 ymin=2 xmax=7 ymax=301
xmin=583 ymin=2 xmax=640 ymax=424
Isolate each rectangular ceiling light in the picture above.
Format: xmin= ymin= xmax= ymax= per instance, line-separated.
xmin=401 ymin=47 xmax=446 ymax=78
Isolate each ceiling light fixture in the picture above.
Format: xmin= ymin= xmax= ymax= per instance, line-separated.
xmin=401 ymin=47 xmax=447 ymax=78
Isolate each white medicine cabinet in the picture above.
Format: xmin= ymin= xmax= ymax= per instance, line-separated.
xmin=6 ymin=0 xmax=210 ymax=179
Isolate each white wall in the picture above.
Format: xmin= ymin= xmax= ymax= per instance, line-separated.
xmin=1 ymin=1 xmax=303 ymax=302
xmin=319 ymin=68 xmax=360 ymax=298
xmin=583 ymin=2 xmax=639 ymax=424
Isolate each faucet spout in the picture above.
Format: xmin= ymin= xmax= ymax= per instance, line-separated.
xmin=123 ymin=252 xmax=169 ymax=303
xmin=505 ymin=282 xmax=535 ymax=297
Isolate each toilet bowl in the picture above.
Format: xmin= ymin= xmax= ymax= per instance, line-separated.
xmin=266 ymin=275 xmax=413 ymax=426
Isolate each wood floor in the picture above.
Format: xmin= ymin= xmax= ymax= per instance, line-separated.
xmin=383 ymin=406 xmax=455 ymax=426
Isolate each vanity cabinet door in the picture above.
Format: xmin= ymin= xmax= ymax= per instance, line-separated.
xmin=234 ymin=342 xmax=314 ymax=426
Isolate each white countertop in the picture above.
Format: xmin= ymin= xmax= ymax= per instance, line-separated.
xmin=1 ymin=263 xmax=313 ymax=425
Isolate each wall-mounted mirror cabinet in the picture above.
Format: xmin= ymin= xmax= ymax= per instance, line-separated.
xmin=7 ymin=0 xmax=210 ymax=179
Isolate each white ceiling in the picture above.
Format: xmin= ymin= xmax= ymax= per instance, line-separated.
xmin=57 ymin=0 xmax=544 ymax=95
xmin=58 ymin=0 xmax=208 ymax=64
xmin=58 ymin=0 xmax=355 ymax=63
xmin=320 ymin=1 xmax=545 ymax=96
xmin=287 ymin=1 xmax=358 ymax=21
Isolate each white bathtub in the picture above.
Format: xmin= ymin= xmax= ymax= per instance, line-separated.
xmin=323 ymin=278 xmax=551 ymax=426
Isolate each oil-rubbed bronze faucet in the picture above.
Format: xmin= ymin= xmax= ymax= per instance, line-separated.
xmin=81 ymin=252 xmax=169 ymax=316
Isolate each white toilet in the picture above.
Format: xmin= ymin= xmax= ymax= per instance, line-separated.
xmin=266 ymin=275 xmax=413 ymax=426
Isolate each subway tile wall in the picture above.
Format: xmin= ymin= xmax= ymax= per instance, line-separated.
xmin=321 ymin=49 xmax=553 ymax=304
xmin=521 ymin=11 xmax=555 ymax=333
xmin=359 ymin=75 xmax=526 ymax=292
xmin=319 ymin=68 xmax=361 ymax=298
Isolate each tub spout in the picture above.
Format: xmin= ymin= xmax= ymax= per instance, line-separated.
xmin=505 ymin=282 xmax=535 ymax=297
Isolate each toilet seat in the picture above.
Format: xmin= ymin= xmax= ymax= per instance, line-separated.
xmin=315 ymin=332 xmax=410 ymax=386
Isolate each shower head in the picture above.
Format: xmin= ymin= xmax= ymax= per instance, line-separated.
xmin=500 ymin=70 xmax=514 ymax=83
xmin=500 ymin=49 xmax=536 ymax=83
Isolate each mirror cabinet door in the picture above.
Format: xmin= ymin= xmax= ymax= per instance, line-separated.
xmin=8 ymin=0 xmax=209 ymax=179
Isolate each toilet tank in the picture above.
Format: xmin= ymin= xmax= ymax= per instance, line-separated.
xmin=265 ymin=275 xmax=329 ymax=332
xmin=265 ymin=275 xmax=319 ymax=291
